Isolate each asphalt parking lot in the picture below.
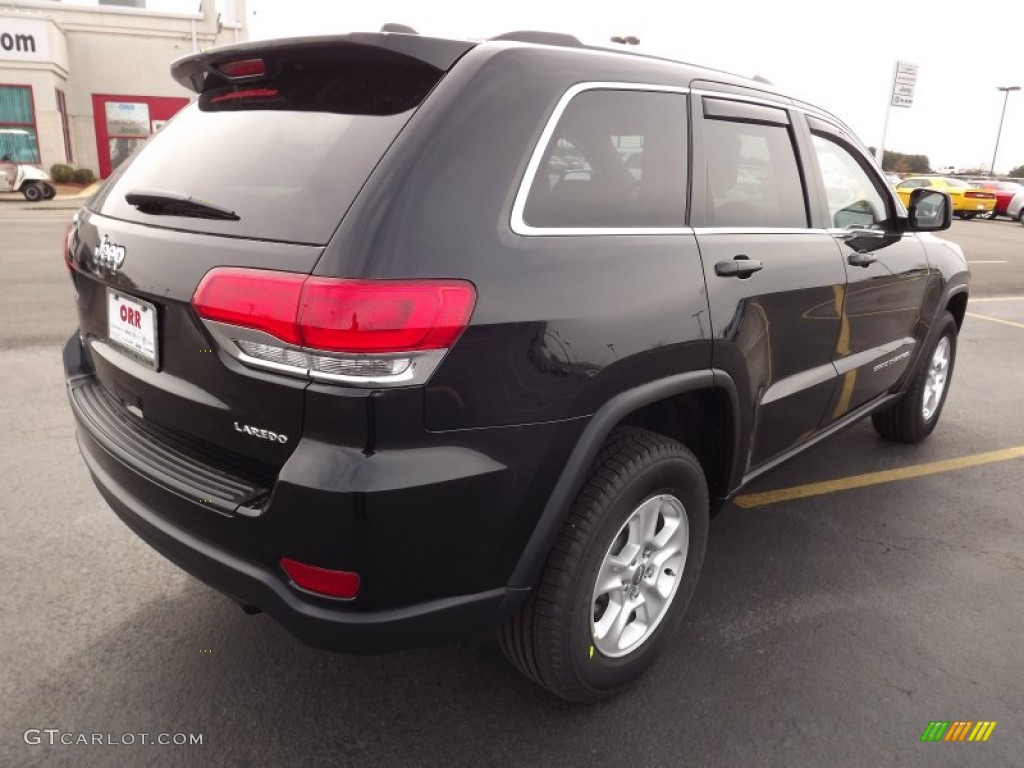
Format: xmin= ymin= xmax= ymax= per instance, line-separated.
xmin=1 ymin=205 xmax=1022 ymax=767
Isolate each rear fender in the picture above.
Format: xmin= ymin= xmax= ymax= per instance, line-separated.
xmin=507 ymin=369 xmax=740 ymax=589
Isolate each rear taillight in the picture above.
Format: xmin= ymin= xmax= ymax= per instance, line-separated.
xmin=192 ymin=268 xmax=306 ymax=343
xmin=280 ymin=557 xmax=359 ymax=600
xmin=191 ymin=268 xmax=476 ymax=387
xmin=299 ymin=279 xmax=476 ymax=353
xmin=964 ymin=191 xmax=994 ymax=199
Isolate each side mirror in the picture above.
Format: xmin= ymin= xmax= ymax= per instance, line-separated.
xmin=907 ymin=188 xmax=951 ymax=231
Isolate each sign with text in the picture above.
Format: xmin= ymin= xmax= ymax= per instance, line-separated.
xmin=891 ymin=61 xmax=917 ymax=108
xmin=105 ymin=102 xmax=152 ymax=138
xmin=0 ymin=16 xmax=51 ymax=62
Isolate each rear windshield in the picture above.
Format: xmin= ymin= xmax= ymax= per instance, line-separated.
xmin=92 ymin=47 xmax=444 ymax=245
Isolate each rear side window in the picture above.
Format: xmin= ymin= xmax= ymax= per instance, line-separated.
xmin=520 ymin=89 xmax=688 ymax=230
xmin=92 ymin=46 xmax=445 ymax=245
xmin=703 ymin=115 xmax=807 ymax=228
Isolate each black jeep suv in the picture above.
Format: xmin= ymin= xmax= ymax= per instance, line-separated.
xmin=63 ymin=30 xmax=968 ymax=701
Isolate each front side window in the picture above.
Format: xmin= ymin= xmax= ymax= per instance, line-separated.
xmin=0 ymin=86 xmax=40 ymax=163
xmin=521 ymin=89 xmax=688 ymax=229
xmin=703 ymin=118 xmax=807 ymax=228
xmin=811 ymin=134 xmax=890 ymax=229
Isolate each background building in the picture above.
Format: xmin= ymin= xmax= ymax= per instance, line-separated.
xmin=0 ymin=0 xmax=246 ymax=178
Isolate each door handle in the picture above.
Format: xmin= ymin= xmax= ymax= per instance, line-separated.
xmin=848 ymin=252 xmax=877 ymax=267
xmin=715 ymin=256 xmax=763 ymax=278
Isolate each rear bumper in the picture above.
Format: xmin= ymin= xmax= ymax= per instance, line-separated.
xmin=63 ymin=333 xmax=578 ymax=653
xmin=79 ymin=426 xmax=519 ymax=652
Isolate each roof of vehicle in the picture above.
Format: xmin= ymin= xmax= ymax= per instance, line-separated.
xmin=174 ymin=30 xmax=781 ymax=99
xmin=170 ymin=29 xmax=860 ymax=143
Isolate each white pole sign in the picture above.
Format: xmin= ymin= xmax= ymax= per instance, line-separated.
xmin=891 ymin=61 xmax=917 ymax=108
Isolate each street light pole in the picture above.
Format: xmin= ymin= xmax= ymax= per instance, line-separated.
xmin=990 ymin=86 xmax=1020 ymax=175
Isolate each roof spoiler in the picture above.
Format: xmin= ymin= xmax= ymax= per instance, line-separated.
xmin=171 ymin=33 xmax=474 ymax=94
xmin=489 ymin=31 xmax=583 ymax=47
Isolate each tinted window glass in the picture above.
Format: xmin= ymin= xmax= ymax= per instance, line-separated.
xmin=93 ymin=47 xmax=443 ymax=245
xmin=704 ymin=118 xmax=807 ymax=227
xmin=811 ymin=134 xmax=890 ymax=228
xmin=522 ymin=90 xmax=687 ymax=229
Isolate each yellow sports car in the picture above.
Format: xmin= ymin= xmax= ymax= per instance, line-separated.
xmin=895 ymin=176 xmax=996 ymax=219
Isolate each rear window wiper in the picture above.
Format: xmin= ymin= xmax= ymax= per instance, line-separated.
xmin=125 ymin=188 xmax=240 ymax=221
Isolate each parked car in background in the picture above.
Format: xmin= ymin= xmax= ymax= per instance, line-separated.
xmin=885 ymin=172 xmax=902 ymax=185
xmin=895 ymin=177 xmax=996 ymax=219
xmin=1007 ymin=188 xmax=1024 ymax=223
xmin=966 ymin=179 xmax=1024 ymax=218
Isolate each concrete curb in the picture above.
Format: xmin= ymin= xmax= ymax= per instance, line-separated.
xmin=55 ymin=182 xmax=101 ymax=200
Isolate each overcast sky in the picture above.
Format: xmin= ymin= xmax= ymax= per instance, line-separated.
xmin=242 ymin=0 xmax=1024 ymax=173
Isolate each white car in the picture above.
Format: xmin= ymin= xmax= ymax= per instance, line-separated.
xmin=1008 ymin=189 xmax=1024 ymax=223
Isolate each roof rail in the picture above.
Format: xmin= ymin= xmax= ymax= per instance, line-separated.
xmin=380 ymin=23 xmax=419 ymax=34
xmin=489 ymin=31 xmax=583 ymax=47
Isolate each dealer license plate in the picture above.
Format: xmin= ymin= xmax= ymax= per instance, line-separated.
xmin=107 ymin=290 xmax=158 ymax=368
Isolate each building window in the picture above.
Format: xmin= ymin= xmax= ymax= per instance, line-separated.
xmin=0 ymin=85 xmax=40 ymax=163
xmin=56 ymin=88 xmax=72 ymax=163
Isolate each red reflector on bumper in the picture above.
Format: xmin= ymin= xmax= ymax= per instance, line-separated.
xmin=280 ymin=557 xmax=360 ymax=599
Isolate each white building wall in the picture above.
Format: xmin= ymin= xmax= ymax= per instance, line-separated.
xmin=0 ymin=0 xmax=246 ymax=175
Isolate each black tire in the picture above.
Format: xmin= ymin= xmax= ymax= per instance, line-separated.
xmin=22 ymin=183 xmax=43 ymax=202
xmin=1018 ymin=209 xmax=1024 ymax=225
xmin=498 ymin=427 xmax=709 ymax=702
xmin=42 ymin=183 xmax=56 ymax=200
xmin=872 ymin=312 xmax=958 ymax=444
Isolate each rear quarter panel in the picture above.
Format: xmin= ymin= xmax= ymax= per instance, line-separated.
xmin=318 ymin=45 xmax=713 ymax=430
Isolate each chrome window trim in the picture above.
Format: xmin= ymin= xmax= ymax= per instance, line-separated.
xmin=510 ymin=82 xmax=691 ymax=237
xmin=692 ymin=227 xmax=834 ymax=236
xmin=510 ymin=82 xmax=899 ymax=236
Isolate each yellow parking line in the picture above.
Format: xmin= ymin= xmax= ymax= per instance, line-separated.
xmin=733 ymin=446 xmax=1024 ymax=508
xmin=966 ymin=312 xmax=1024 ymax=330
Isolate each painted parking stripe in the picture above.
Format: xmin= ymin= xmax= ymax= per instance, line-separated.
xmin=733 ymin=446 xmax=1024 ymax=508
xmin=969 ymin=296 xmax=1024 ymax=302
xmin=966 ymin=312 xmax=1024 ymax=330
xmin=967 ymin=260 xmax=1007 ymax=264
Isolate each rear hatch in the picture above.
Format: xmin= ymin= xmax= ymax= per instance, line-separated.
xmin=70 ymin=34 xmax=472 ymax=473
